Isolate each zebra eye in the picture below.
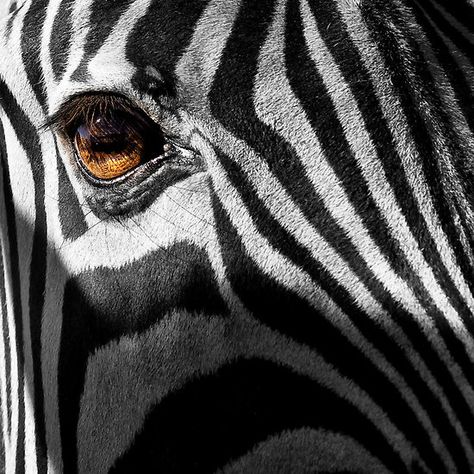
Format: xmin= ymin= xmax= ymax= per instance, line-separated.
xmin=73 ymin=109 xmax=166 ymax=180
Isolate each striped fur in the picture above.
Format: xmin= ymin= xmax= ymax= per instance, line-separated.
xmin=1 ymin=0 xmax=474 ymax=472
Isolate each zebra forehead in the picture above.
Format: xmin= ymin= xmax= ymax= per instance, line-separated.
xmin=47 ymin=0 xmax=368 ymax=79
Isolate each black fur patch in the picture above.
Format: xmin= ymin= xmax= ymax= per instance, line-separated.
xmin=58 ymin=241 xmax=227 ymax=472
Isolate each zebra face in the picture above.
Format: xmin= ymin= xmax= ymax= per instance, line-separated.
xmin=1 ymin=0 xmax=474 ymax=472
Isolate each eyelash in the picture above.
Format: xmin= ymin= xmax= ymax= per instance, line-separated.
xmin=45 ymin=93 xmax=145 ymax=136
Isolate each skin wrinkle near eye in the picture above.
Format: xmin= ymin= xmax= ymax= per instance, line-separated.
xmin=76 ymin=138 xmax=203 ymax=218
xmin=100 ymin=148 xmax=199 ymax=204
xmin=92 ymin=167 xmax=200 ymax=217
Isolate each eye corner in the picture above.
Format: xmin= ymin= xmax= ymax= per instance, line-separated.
xmin=40 ymin=110 xmax=65 ymax=134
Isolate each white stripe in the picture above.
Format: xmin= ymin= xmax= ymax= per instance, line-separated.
xmin=87 ymin=0 xmax=153 ymax=86
xmin=23 ymin=373 xmax=37 ymax=474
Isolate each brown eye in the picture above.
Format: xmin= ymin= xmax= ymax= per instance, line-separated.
xmin=73 ymin=110 xmax=164 ymax=180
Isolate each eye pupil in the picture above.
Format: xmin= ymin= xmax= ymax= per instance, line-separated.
xmin=91 ymin=139 xmax=126 ymax=153
xmin=89 ymin=132 xmax=126 ymax=153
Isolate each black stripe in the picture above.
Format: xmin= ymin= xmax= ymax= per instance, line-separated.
xmin=409 ymin=1 xmax=474 ymax=251
xmin=112 ymin=358 xmax=397 ymax=473
xmin=286 ymin=0 xmax=431 ymax=305
xmin=0 ymin=80 xmax=48 ymax=473
xmin=55 ymin=143 xmax=88 ymax=241
xmin=6 ymin=1 xmax=23 ymax=38
xmin=127 ymin=0 xmax=210 ymax=81
xmin=20 ymin=0 xmax=49 ymax=111
xmin=361 ymin=0 xmax=474 ymax=286
xmin=0 ymin=119 xmax=12 ymax=439
xmin=57 ymin=279 xmax=92 ymax=474
xmin=389 ymin=1 xmax=474 ymax=284
xmin=0 ymin=239 xmax=11 ymax=440
xmin=49 ymin=0 xmax=75 ymax=82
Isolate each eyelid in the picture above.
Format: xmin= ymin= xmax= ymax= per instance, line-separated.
xmin=42 ymin=93 xmax=146 ymax=134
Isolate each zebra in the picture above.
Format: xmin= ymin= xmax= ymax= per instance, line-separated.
xmin=1 ymin=0 xmax=474 ymax=471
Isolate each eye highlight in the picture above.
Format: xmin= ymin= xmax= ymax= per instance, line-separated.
xmin=49 ymin=94 xmax=168 ymax=181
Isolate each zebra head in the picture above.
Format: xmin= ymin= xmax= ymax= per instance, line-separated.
xmin=1 ymin=0 xmax=474 ymax=472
